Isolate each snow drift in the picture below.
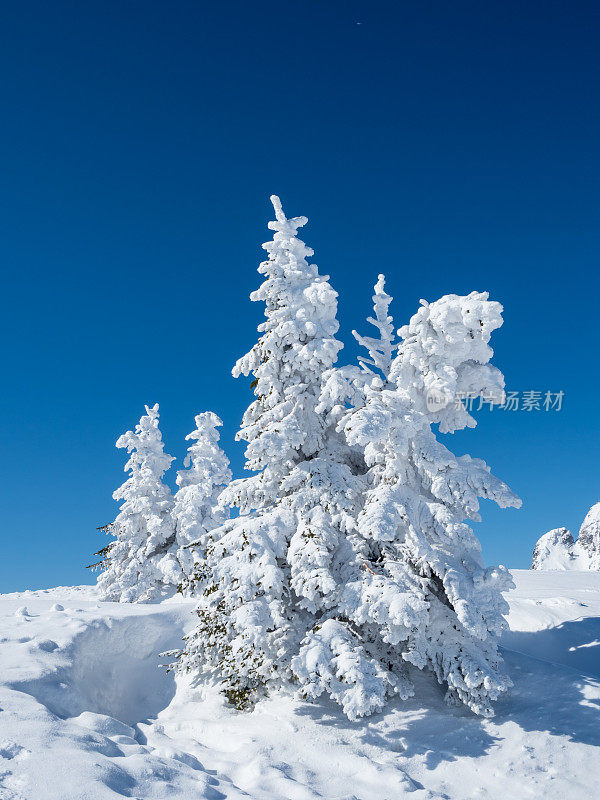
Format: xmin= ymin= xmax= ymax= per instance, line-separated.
xmin=1 ymin=573 xmax=599 ymax=800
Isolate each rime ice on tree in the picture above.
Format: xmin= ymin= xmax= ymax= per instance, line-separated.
xmin=96 ymin=404 xmax=178 ymax=603
xmin=179 ymin=200 xmax=520 ymax=720
xmin=179 ymin=196 xmax=367 ymax=709
xmin=342 ymin=292 xmax=522 ymax=716
xmin=352 ymin=273 xmax=397 ymax=379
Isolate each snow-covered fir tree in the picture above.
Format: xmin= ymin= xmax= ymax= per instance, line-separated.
xmin=340 ymin=292 xmax=522 ymax=717
xmin=161 ymin=412 xmax=231 ymax=592
xmin=95 ymin=404 xmax=178 ymax=603
xmin=179 ymin=195 xmax=368 ymax=710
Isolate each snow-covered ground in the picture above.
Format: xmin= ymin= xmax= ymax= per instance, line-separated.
xmin=1 ymin=570 xmax=599 ymax=800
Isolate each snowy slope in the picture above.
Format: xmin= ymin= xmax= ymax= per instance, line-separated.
xmin=1 ymin=572 xmax=599 ymax=800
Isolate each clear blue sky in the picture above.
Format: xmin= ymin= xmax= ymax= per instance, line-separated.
xmin=2 ymin=1 xmax=599 ymax=591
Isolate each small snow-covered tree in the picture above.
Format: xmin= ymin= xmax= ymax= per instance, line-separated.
xmin=339 ymin=292 xmax=522 ymax=717
xmin=96 ymin=404 xmax=177 ymax=603
xmin=159 ymin=412 xmax=231 ymax=591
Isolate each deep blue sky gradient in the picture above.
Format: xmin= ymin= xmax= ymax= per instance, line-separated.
xmin=2 ymin=1 xmax=599 ymax=591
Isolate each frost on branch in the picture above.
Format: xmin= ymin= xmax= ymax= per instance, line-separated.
xmin=291 ymin=619 xmax=406 ymax=719
xmin=95 ymin=404 xmax=177 ymax=603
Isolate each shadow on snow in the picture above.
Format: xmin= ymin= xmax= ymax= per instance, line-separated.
xmin=294 ymin=617 xmax=600 ymax=768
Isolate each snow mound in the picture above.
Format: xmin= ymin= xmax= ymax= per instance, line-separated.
xmin=532 ymin=502 xmax=600 ymax=570
xmin=0 ymin=587 xmax=227 ymax=799
xmin=531 ymin=527 xmax=576 ymax=569
xmin=12 ymin=612 xmax=179 ymax=724
xmin=1 ymin=575 xmax=600 ymax=799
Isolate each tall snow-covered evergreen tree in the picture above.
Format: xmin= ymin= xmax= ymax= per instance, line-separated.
xmin=179 ymin=196 xmax=366 ymax=708
xmin=341 ymin=292 xmax=522 ymax=716
xmin=96 ymin=404 xmax=178 ymax=603
xmin=161 ymin=412 xmax=231 ymax=591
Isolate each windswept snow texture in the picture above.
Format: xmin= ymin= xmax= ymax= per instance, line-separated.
xmin=1 ymin=572 xmax=599 ymax=799
xmin=532 ymin=502 xmax=600 ymax=570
